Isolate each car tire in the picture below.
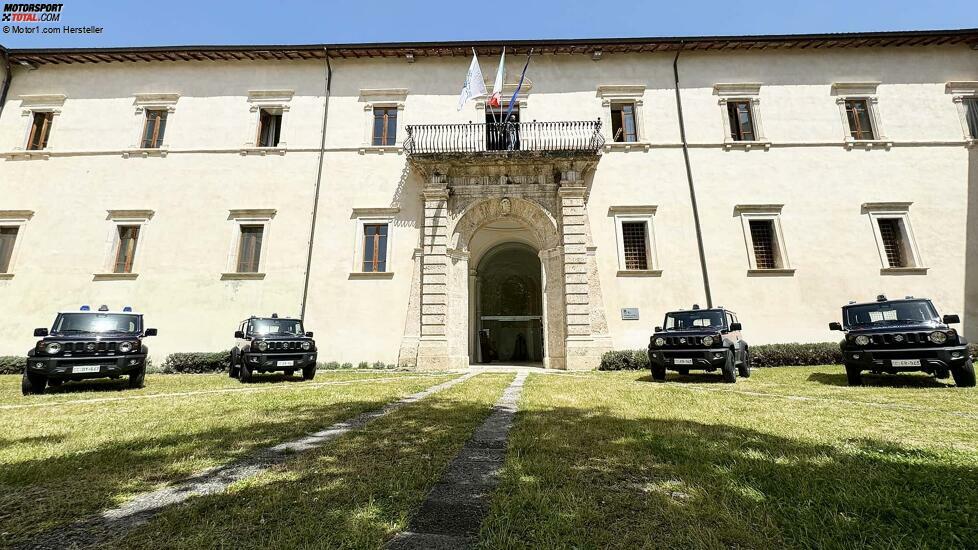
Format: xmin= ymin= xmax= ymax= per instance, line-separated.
xmin=284 ymin=369 xmax=296 ymax=377
xmin=239 ymin=362 xmax=253 ymax=383
xmin=845 ymin=363 xmax=863 ymax=386
xmin=951 ymin=360 xmax=976 ymax=388
xmin=721 ymin=351 xmax=737 ymax=383
xmin=128 ymin=368 xmax=145 ymax=389
xmin=21 ymin=371 xmax=46 ymax=395
xmin=229 ymin=350 xmax=240 ymax=379
xmin=738 ymin=349 xmax=751 ymax=378
xmin=47 ymin=378 xmax=63 ymax=388
xmin=302 ymin=365 xmax=316 ymax=381
xmin=651 ymin=364 xmax=666 ymax=381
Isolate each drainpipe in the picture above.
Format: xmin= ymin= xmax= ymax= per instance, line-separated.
xmin=300 ymin=50 xmax=332 ymax=320
xmin=673 ymin=42 xmax=713 ymax=308
xmin=0 ymin=47 xmax=12 ymax=122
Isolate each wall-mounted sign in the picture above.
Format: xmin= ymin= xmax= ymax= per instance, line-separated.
xmin=621 ymin=308 xmax=640 ymax=320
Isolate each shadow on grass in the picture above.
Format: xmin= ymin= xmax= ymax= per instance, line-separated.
xmin=0 ymin=397 xmax=390 ymax=546
xmin=806 ymin=371 xmax=954 ymax=388
xmin=42 ymin=378 xmax=137 ymax=394
xmin=635 ymin=372 xmax=734 ymax=384
xmin=479 ymin=405 xmax=978 ymax=549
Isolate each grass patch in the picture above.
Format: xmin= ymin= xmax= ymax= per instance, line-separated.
xmin=0 ymin=372 xmax=454 ymax=546
xmin=479 ymin=367 xmax=978 ymax=548
xmin=108 ymin=373 xmax=514 ymax=548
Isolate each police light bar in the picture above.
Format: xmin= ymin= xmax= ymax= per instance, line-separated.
xmin=98 ymin=305 xmax=109 ymax=311
xmin=692 ymin=304 xmax=700 ymax=310
xmin=122 ymin=306 xmax=133 ymax=312
xmin=80 ymin=305 xmax=90 ymax=311
xmin=876 ymin=295 xmax=887 ymax=302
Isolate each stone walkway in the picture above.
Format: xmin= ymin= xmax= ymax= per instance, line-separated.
xmin=21 ymin=372 xmax=477 ymax=550
xmin=387 ymin=371 xmax=528 ymax=549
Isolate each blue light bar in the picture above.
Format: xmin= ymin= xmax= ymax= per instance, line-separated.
xmin=80 ymin=305 xmax=90 ymax=311
xmin=122 ymin=306 xmax=132 ymax=312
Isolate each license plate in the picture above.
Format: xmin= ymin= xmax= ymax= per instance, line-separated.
xmin=892 ymin=359 xmax=921 ymax=367
xmin=674 ymin=358 xmax=693 ymax=365
xmin=72 ymin=365 xmax=101 ymax=374
xmin=276 ymin=360 xmax=294 ymax=367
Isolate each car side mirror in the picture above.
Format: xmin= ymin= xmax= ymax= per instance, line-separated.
xmin=305 ymin=331 xmax=314 ymax=338
xmin=829 ymin=322 xmax=843 ymax=331
xmin=654 ymin=326 xmax=662 ymax=332
xmin=34 ymin=328 xmax=48 ymax=337
xmin=729 ymin=322 xmax=742 ymax=331
xmin=144 ymin=328 xmax=158 ymax=337
xmin=234 ymin=330 xmax=245 ymax=339
xmin=943 ymin=314 xmax=960 ymax=324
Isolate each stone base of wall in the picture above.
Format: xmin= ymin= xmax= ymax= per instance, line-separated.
xmin=564 ymin=335 xmax=613 ymax=370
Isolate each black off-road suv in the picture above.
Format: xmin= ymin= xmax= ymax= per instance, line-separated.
xmin=23 ymin=305 xmax=157 ymax=395
xmin=830 ymin=295 xmax=974 ymax=387
xmin=647 ymin=305 xmax=750 ymax=383
xmin=230 ymin=314 xmax=317 ymax=382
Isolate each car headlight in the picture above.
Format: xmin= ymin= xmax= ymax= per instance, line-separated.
xmin=256 ymin=341 xmax=268 ymax=352
xmin=118 ymin=341 xmax=133 ymax=353
xmin=301 ymin=341 xmax=312 ymax=350
xmin=653 ymin=337 xmax=666 ymax=347
xmin=44 ymin=342 xmax=62 ymax=355
xmin=702 ymin=336 xmax=715 ymax=347
xmin=854 ymin=335 xmax=870 ymax=346
xmin=929 ymin=331 xmax=947 ymax=345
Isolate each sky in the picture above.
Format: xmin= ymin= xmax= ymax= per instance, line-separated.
xmin=0 ymin=0 xmax=976 ymax=49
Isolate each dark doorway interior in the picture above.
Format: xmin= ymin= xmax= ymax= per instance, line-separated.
xmin=485 ymin=106 xmax=520 ymax=151
xmin=477 ymin=243 xmax=543 ymax=363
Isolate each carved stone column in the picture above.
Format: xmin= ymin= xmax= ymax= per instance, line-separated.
xmin=539 ymin=246 xmax=566 ymax=370
xmin=415 ymin=183 xmax=453 ymax=370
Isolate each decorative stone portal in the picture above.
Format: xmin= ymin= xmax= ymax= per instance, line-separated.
xmin=397 ymin=149 xmax=612 ymax=370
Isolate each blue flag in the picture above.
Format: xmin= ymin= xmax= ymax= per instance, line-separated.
xmin=504 ymin=50 xmax=532 ymax=120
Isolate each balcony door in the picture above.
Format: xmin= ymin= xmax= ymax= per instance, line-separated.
xmin=486 ymin=106 xmax=520 ymax=151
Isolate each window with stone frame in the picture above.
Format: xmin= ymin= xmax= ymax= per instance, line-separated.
xmin=257 ymin=108 xmax=283 ymax=147
xmin=620 ymin=221 xmax=650 ymax=270
xmin=236 ymin=225 xmax=264 ymax=273
xmin=140 ymin=109 xmax=168 ymax=149
xmin=844 ymin=99 xmax=877 ymax=140
xmin=362 ymin=223 xmax=389 ymax=272
xmin=0 ymin=227 xmax=18 ymax=273
xmin=27 ymin=112 xmax=53 ymax=150
xmin=372 ymin=107 xmax=397 ymax=146
xmin=610 ymin=103 xmax=638 ymax=143
xmin=112 ymin=225 xmax=141 ymax=274
xmin=747 ymin=219 xmax=783 ymax=269
xmin=726 ymin=100 xmax=756 ymax=141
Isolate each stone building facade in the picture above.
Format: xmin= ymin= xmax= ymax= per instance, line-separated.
xmin=1 ymin=30 xmax=976 ymax=369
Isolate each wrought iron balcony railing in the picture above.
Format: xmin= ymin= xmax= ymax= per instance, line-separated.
xmin=403 ymin=120 xmax=604 ymax=155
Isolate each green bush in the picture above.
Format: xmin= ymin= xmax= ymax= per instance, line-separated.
xmin=600 ymin=342 xmax=848 ymax=371
xmin=0 ymin=356 xmax=24 ymax=375
xmin=160 ymin=351 xmax=231 ymax=374
xmin=969 ymin=342 xmax=978 ymax=359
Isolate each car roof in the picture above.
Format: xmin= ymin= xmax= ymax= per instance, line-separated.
xmin=665 ymin=308 xmax=734 ymax=315
xmin=57 ymin=310 xmax=143 ymax=315
xmin=843 ymin=298 xmax=931 ymax=308
xmin=244 ymin=316 xmax=302 ymax=321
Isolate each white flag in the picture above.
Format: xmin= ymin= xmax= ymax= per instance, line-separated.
xmin=488 ymin=47 xmax=506 ymax=108
xmin=457 ymin=49 xmax=488 ymax=111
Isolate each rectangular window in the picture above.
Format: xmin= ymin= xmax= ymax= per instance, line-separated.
xmin=621 ymin=221 xmax=649 ymax=270
xmin=845 ymin=99 xmax=876 ymax=140
xmin=964 ymin=98 xmax=978 ymax=139
xmin=372 ymin=107 xmax=397 ymax=146
xmin=27 ymin=112 xmax=53 ymax=150
xmin=877 ymin=218 xmax=912 ymax=268
xmin=140 ymin=109 xmax=167 ymax=149
xmin=362 ymin=223 xmax=389 ymax=272
xmin=257 ymin=109 xmax=283 ymax=147
xmin=112 ymin=225 xmax=140 ymax=274
xmin=726 ymin=101 xmax=756 ymax=141
xmin=748 ymin=219 xmax=782 ymax=269
xmin=236 ymin=225 xmax=264 ymax=273
xmin=0 ymin=227 xmax=18 ymax=273
xmin=610 ymin=103 xmax=638 ymax=143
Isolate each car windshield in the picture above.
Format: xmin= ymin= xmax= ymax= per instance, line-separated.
xmin=843 ymin=300 xmax=939 ymax=328
xmin=52 ymin=313 xmax=140 ymax=334
xmin=249 ymin=318 xmax=304 ymax=336
xmin=663 ymin=310 xmax=725 ymax=331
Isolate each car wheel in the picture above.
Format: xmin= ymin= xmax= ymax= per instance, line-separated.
xmin=721 ymin=351 xmax=737 ymax=383
xmin=651 ymin=364 xmax=666 ymax=381
xmin=845 ymin=363 xmax=863 ymax=386
xmin=47 ymin=378 xmax=63 ymax=388
xmin=239 ymin=362 xmax=253 ymax=383
xmin=951 ymin=360 xmax=976 ymax=388
xmin=21 ymin=371 xmax=46 ymax=395
xmin=128 ymin=368 xmax=145 ymax=389
xmin=228 ymin=350 xmax=240 ymax=378
xmin=738 ymin=349 xmax=751 ymax=378
xmin=302 ymin=365 xmax=316 ymax=381
xmin=284 ymin=369 xmax=296 ymax=377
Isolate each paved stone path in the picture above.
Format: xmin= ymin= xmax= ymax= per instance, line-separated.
xmin=387 ymin=371 xmax=528 ymax=549
xmin=21 ymin=372 xmax=477 ymax=550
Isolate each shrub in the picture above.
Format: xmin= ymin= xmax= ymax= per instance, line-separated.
xmin=599 ymin=350 xmax=642 ymax=371
xmin=0 ymin=356 xmax=24 ymax=375
xmin=161 ymin=351 xmax=231 ymax=374
xmin=319 ymin=361 xmax=342 ymax=370
xmin=969 ymin=342 xmax=978 ymax=359
xmin=600 ymin=342 xmax=848 ymax=371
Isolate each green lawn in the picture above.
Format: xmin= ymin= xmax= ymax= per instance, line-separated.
xmin=0 ymin=372 xmax=455 ymax=546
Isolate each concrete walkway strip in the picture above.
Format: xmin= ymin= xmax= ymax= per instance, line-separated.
xmin=387 ymin=371 xmax=528 ymax=550
xmin=0 ymin=374 xmax=443 ymax=410
xmin=20 ymin=372 xmax=478 ymax=550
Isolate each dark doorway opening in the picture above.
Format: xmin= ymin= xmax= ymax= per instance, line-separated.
xmin=485 ymin=106 xmax=520 ymax=151
xmin=477 ymin=243 xmax=543 ymax=363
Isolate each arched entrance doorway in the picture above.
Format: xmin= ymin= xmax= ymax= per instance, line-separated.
xmin=475 ymin=243 xmax=544 ymax=363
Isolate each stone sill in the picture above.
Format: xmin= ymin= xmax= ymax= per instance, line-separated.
xmin=2 ymin=150 xmax=51 ymax=161
xmin=358 ymin=145 xmax=403 ymax=155
xmin=616 ymin=269 xmax=663 ymax=277
xmin=603 ymin=141 xmax=651 ymax=152
xmin=349 ymin=271 xmax=395 ymax=279
xmin=122 ymin=148 xmax=168 ymax=158
xmin=93 ymin=273 xmax=139 ymax=281
xmin=844 ymin=139 xmax=893 ymax=151
xmin=880 ymin=267 xmax=929 ymax=275
xmin=0 ymin=273 xmax=13 ymax=280
xmin=723 ymin=140 xmax=772 ymax=151
xmin=747 ymin=268 xmax=796 ymax=277
xmin=221 ymin=272 xmax=266 ymax=280
xmin=240 ymin=147 xmax=287 ymax=156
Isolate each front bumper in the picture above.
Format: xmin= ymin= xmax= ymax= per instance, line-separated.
xmin=648 ymin=348 xmax=729 ymax=370
xmin=25 ymin=354 xmax=147 ymax=380
xmin=242 ymin=351 xmax=317 ymax=371
xmin=844 ymin=344 xmax=970 ymax=372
